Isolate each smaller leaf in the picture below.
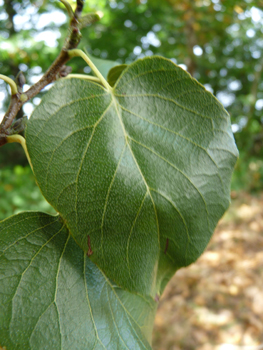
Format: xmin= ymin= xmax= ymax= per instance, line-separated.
xmin=80 ymin=13 xmax=101 ymax=28
xmin=0 ymin=212 xmax=156 ymax=350
xmin=107 ymin=64 xmax=128 ymax=86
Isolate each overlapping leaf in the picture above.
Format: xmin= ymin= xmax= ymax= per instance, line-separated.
xmin=107 ymin=64 xmax=128 ymax=86
xmin=26 ymin=56 xmax=238 ymax=297
xmin=0 ymin=212 xmax=156 ymax=350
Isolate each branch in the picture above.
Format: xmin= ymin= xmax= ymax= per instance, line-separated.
xmin=0 ymin=0 xmax=91 ymax=147
xmin=75 ymin=0 xmax=84 ymax=18
xmin=0 ymin=52 xmax=71 ymax=134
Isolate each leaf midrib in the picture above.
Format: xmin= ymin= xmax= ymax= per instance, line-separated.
xmin=111 ymin=94 xmax=161 ymax=251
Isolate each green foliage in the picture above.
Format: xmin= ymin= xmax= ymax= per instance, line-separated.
xmin=231 ymin=151 xmax=263 ymax=192
xmin=0 ymin=165 xmax=55 ymax=221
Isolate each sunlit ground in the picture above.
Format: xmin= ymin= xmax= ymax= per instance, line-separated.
xmin=152 ymin=192 xmax=263 ymax=350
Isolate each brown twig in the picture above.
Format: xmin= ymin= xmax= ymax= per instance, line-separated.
xmin=0 ymin=0 xmax=86 ymax=146
xmin=75 ymin=0 xmax=84 ymax=17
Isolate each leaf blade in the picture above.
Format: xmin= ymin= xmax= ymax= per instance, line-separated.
xmin=0 ymin=212 xmax=155 ymax=349
xmin=26 ymin=56 xmax=238 ymax=296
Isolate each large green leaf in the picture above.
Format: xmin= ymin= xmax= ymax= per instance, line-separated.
xmin=26 ymin=56 xmax=238 ymax=297
xmin=0 ymin=212 xmax=156 ymax=350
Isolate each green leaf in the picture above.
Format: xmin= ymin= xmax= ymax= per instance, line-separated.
xmin=107 ymin=64 xmax=128 ymax=87
xmin=26 ymin=56 xmax=238 ymax=297
xmin=0 ymin=212 xmax=156 ymax=350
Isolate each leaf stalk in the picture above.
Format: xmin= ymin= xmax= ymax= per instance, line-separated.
xmin=68 ymin=49 xmax=112 ymax=91
xmin=65 ymin=74 xmax=102 ymax=84
xmin=6 ymin=135 xmax=33 ymax=171
xmin=59 ymin=0 xmax=74 ymax=18
xmin=0 ymin=74 xmax=18 ymax=95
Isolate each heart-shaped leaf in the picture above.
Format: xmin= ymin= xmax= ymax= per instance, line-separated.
xmin=0 ymin=212 xmax=156 ymax=349
xmin=26 ymin=56 xmax=238 ymax=297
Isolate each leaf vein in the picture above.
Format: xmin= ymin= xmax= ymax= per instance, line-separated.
xmin=83 ymin=254 xmax=107 ymax=350
xmin=115 ymin=68 xmax=186 ymax=92
xmin=118 ymin=103 xmax=225 ymax=194
xmin=98 ymin=266 xmax=152 ymax=347
xmin=9 ymin=223 xmax=65 ymax=333
xmin=126 ymin=191 xmax=148 ymax=287
xmin=128 ymin=137 xmax=210 ymax=231
xmin=112 ymin=96 xmax=160 ymax=249
xmin=149 ymin=188 xmax=190 ymax=243
xmin=0 ymin=216 xmax=60 ymax=259
xmin=44 ymin=124 xmax=94 ymax=193
xmin=74 ymin=101 xmax=114 ymax=231
xmin=30 ymin=93 xmax=108 ymax=144
xmin=100 ymin=143 xmax=127 ymax=260
xmin=53 ymin=233 xmax=71 ymax=345
xmin=105 ymin=284 xmax=131 ymax=350
xmin=116 ymin=93 xmax=222 ymax=125
xmin=29 ymin=302 xmax=54 ymax=344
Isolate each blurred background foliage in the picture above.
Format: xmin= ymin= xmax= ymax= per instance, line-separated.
xmin=1 ymin=0 xmax=263 ymax=219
